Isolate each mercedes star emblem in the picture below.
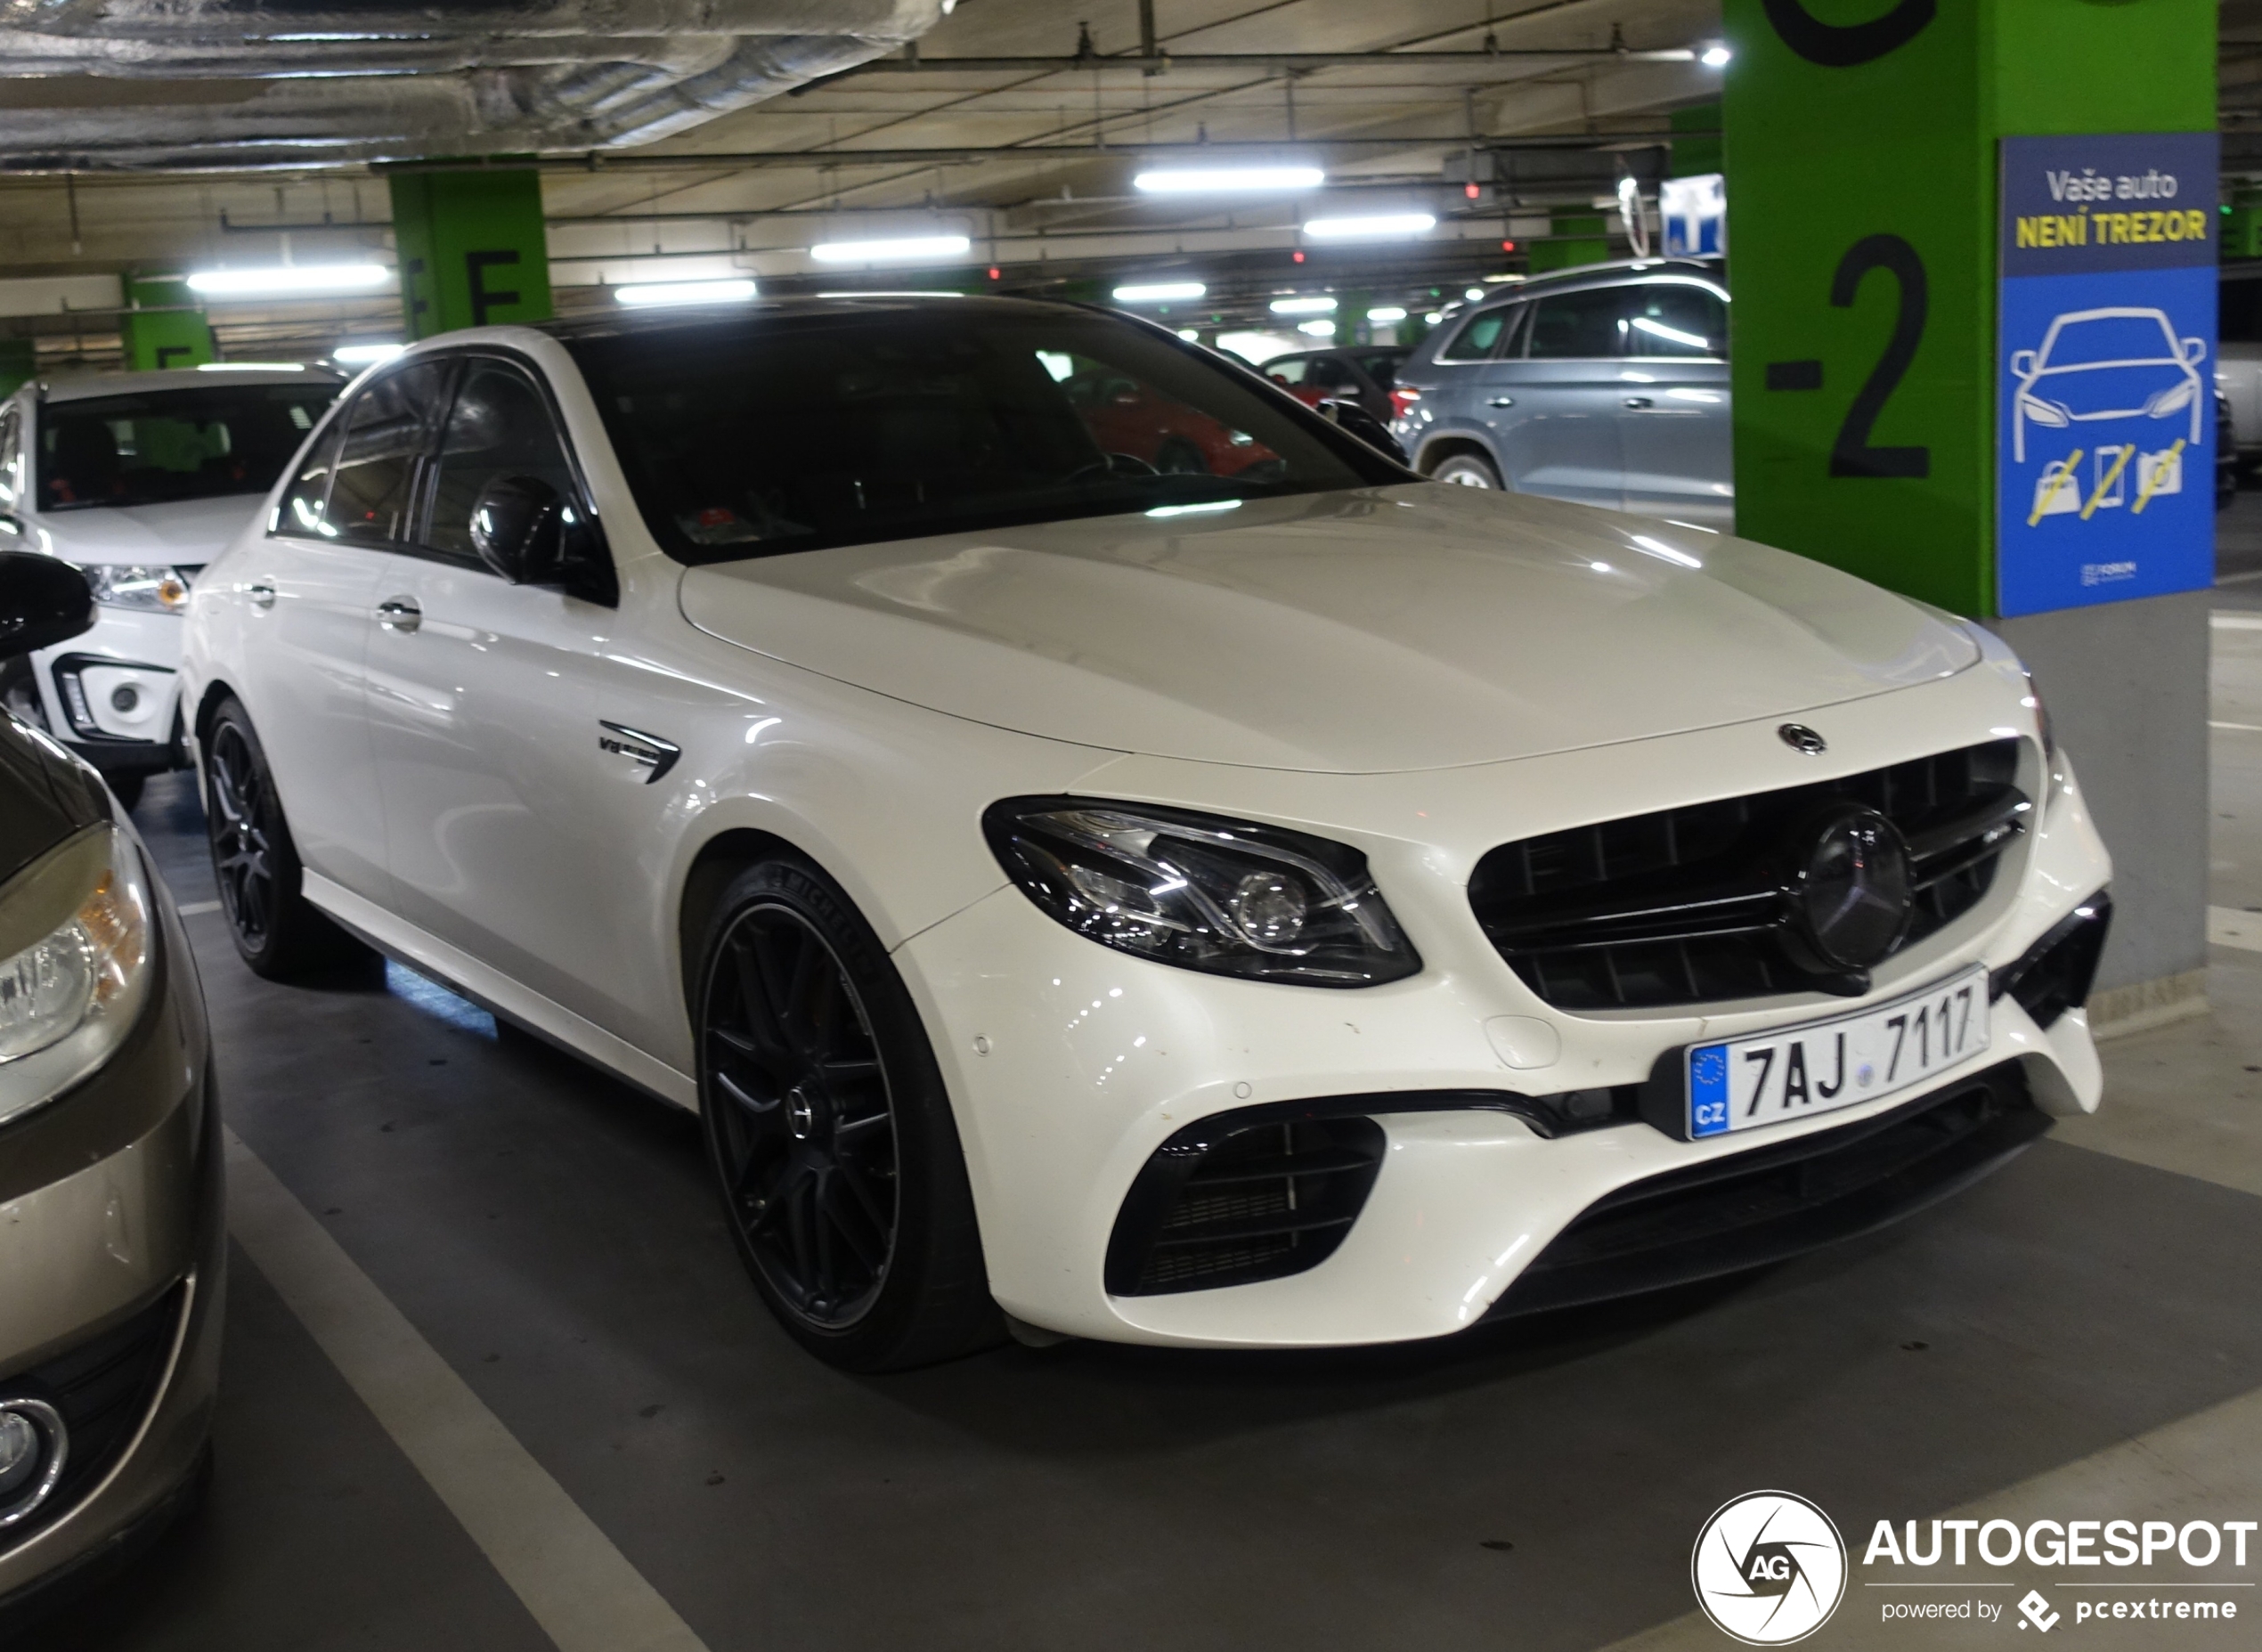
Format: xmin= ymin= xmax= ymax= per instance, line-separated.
xmin=1778 ymin=723 xmax=1827 ymax=756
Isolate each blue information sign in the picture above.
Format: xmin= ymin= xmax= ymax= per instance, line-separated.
xmin=1997 ymin=133 xmax=2217 ymax=617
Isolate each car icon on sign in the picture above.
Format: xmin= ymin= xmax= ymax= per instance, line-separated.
xmin=2011 ymin=305 xmax=2207 ymax=462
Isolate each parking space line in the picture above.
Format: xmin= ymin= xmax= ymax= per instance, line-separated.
xmin=223 ymin=1127 xmax=712 ymax=1652
xmin=175 ymin=900 xmax=222 ymax=916
xmin=2212 ymin=612 xmax=2262 ymax=631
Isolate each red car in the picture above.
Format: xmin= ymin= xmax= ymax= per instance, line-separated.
xmin=1062 ymin=369 xmax=1282 ymax=477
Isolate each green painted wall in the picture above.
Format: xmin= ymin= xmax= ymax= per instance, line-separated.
xmin=388 ymin=168 xmax=554 ymax=339
xmin=0 ymin=338 xmax=35 ymax=398
xmin=1529 ymin=213 xmax=1610 ymax=273
xmin=1722 ymin=0 xmax=2214 ymax=616
xmin=118 ymin=275 xmax=216 ymax=370
xmin=1671 ymin=102 xmax=1722 ymax=179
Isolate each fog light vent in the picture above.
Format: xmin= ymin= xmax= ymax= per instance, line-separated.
xmin=1106 ymin=1110 xmax=1386 ymax=1297
xmin=0 ymin=1399 xmax=68 ymax=1531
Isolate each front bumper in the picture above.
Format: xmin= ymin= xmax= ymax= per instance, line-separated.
xmin=897 ymin=667 xmax=2111 ymax=1348
xmin=25 ymin=606 xmax=189 ymax=777
xmin=0 ymin=880 xmax=223 ymax=1613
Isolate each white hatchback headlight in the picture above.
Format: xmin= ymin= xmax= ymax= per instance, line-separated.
xmin=0 ymin=826 xmax=153 ymax=1127
xmin=79 ymin=565 xmax=191 ymax=614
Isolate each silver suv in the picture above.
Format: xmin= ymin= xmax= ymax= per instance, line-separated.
xmin=1389 ymin=259 xmax=1732 ymax=531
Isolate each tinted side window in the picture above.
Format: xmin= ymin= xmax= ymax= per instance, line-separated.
xmin=1355 ymin=351 xmax=1403 ymax=388
xmin=1438 ymin=306 xmax=1516 ymax=362
xmin=1527 ymin=288 xmax=1631 ymax=359
xmin=1305 ymin=357 xmax=1357 ymax=392
xmin=1624 ymin=285 xmax=1728 ymax=359
xmin=271 ymin=416 xmax=345 ymax=538
xmin=1265 ymin=357 xmax=1308 ymax=386
xmin=426 ymin=361 xmax=582 ymax=565
xmin=327 ymin=361 xmax=450 ymax=545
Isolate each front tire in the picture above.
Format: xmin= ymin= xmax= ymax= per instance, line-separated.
xmin=695 ymin=859 xmax=1000 ymax=1371
xmin=202 ymin=696 xmax=370 ymax=980
xmin=1429 ymin=451 xmax=1504 ymax=488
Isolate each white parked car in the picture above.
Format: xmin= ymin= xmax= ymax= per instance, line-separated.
xmin=180 ymin=300 xmax=2111 ymax=1370
xmin=0 ymin=368 xmax=344 ymax=808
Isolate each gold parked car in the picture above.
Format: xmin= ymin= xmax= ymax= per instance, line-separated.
xmin=0 ymin=551 xmax=223 ymax=1622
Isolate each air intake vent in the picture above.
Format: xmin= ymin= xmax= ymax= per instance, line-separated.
xmin=1469 ymin=739 xmax=2026 ymax=1012
xmin=1106 ymin=1110 xmax=1386 ymax=1297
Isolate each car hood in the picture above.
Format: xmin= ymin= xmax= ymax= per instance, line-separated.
xmin=36 ymin=493 xmax=262 ymax=565
xmin=678 ymin=484 xmax=1980 ymax=774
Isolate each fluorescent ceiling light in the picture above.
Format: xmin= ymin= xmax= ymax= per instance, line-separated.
xmin=1269 ymin=296 xmax=1337 ymax=315
xmin=332 ymin=342 xmax=404 ymax=366
xmin=1296 ymin=318 xmax=1337 ymax=337
xmin=1366 ymin=305 xmax=1408 ymax=322
xmin=1303 ymin=213 xmax=1436 ymax=240
xmin=196 ymin=361 xmax=304 ymax=371
xmin=614 ymin=278 xmax=758 ymax=307
xmin=186 ymin=264 xmax=391 ymax=298
xmin=810 ymin=234 xmax=971 ymax=264
xmin=1146 ymin=499 xmax=1241 ymax=518
xmin=1113 ymin=281 xmax=1206 ymax=302
xmin=1134 ymin=166 xmax=1324 ymax=193
xmin=1701 ymin=44 xmax=1732 ymax=68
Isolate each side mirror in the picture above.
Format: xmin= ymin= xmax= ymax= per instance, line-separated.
xmin=1314 ymin=397 xmax=1409 ymax=466
xmin=2185 ymin=336 xmax=2209 ymax=366
xmin=2010 ymin=350 xmax=2037 ymax=378
xmin=0 ymin=552 xmax=94 ymax=661
xmin=469 ymin=475 xmax=564 ymax=585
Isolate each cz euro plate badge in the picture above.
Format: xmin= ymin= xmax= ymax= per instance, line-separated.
xmin=1687 ymin=966 xmax=1990 ymax=1139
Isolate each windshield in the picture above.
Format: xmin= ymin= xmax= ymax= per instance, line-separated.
xmin=39 ymin=382 xmax=340 ymax=512
xmin=2041 ymin=314 xmax=2177 ymax=370
xmin=564 ymin=305 xmax=1403 ymax=563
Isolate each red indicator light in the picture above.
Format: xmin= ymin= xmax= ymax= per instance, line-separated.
xmin=1464 ymin=183 xmax=1480 ymax=199
xmin=1501 ymin=240 xmax=1517 ymax=252
xmin=1292 ymin=249 xmax=1305 ymax=263
xmin=988 ymin=265 xmax=1001 ymax=280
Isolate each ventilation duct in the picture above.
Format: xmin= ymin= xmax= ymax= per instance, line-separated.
xmin=0 ymin=1 xmax=954 ymax=171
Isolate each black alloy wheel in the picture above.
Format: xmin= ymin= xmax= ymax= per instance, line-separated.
xmin=202 ymin=696 xmax=367 ymax=980
xmin=696 ymin=859 xmax=999 ymax=1370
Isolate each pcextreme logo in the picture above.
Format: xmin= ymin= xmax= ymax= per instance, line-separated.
xmin=1691 ymin=1491 xmax=1849 ymax=1645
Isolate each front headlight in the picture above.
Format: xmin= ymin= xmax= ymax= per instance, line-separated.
xmin=80 ymin=564 xmax=191 ymax=614
xmin=984 ymin=798 xmax=1421 ymax=987
xmin=0 ymin=825 xmax=153 ymax=1127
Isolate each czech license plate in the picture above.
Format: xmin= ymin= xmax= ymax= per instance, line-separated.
xmin=1686 ymin=966 xmax=1990 ymax=1139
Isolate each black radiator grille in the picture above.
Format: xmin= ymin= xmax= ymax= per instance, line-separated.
xmin=1469 ymin=739 xmax=2026 ymax=1012
xmin=1107 ymin=1112 xmax=1386 ymax=1296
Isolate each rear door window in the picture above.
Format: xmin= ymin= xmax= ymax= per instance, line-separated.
xmin=1623 ymin=284 xmax=1728 ymax=359
xmin=1527 ymin=288 xmax=1631 ymax=360
xmin=270 ymin=417 xmax=346 ymax=538
xmin=1304 ymin=356 xmax=1358 ymax=394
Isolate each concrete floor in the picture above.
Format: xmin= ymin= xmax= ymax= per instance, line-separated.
xmin=23 ymin=505 xmax=2262 ymax=1651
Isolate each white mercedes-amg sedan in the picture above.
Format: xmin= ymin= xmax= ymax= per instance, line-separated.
xmin=179 ymin=297 xmax=2111 ymax=1371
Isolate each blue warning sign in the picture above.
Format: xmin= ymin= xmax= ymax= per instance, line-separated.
xmin=1997 ymin=133 xmax=2217 ymax=617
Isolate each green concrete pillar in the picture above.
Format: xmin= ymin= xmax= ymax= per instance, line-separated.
xmin=388 ymin=168 xmax=553 ymax=340
xmin=1529 ymin=213 xmax=1608 ymax=274
xmin=1723 ymin=0 xmax=2217 ymax=1006
xmin=0 ymin=339 xmax=35 ymax=399
xmin=118 ymin=275 xmax=216 ymax=370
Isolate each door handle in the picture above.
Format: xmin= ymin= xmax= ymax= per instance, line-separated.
xmin=375 ymin=597 xmax=422 ymax=633
xmin=248 ymin=582 xmax=276 ymax=610
xmin=1485 ymin=395 xmax=1517 ymax=408
xmin=1622 ymin=396 xmax=1656 ymax=410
